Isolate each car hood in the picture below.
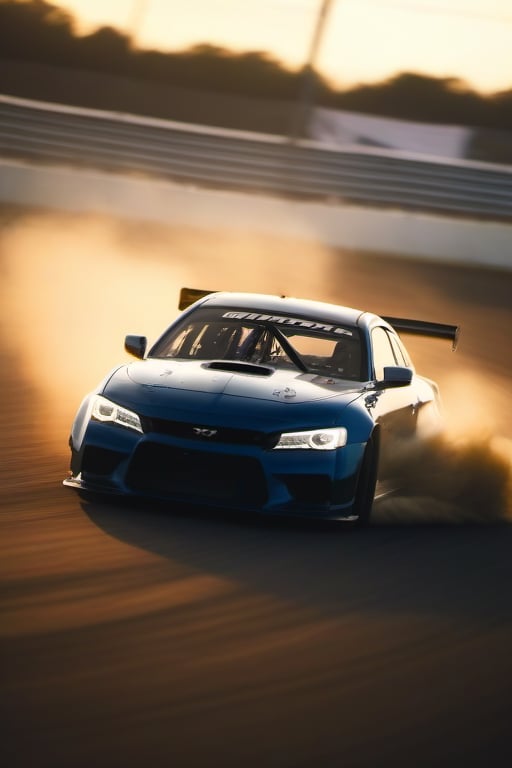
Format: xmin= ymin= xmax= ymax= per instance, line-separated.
xmin=102 ymin=359 xmax=366 ymax=430
xmin=125 ymin=358 xmax=360 ymax=401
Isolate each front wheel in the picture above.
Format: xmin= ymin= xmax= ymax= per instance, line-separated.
xmin=353 ymin=437 xmax=379 ymax=526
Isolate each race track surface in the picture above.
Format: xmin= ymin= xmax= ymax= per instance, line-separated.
xmin=1 ymin=208 xmax=511 ymax=768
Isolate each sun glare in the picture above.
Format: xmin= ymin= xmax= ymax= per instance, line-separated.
xmin=50 ymin=0 xmax=512 ymax=93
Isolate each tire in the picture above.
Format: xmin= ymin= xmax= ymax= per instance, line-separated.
xmin=353 ymin=437 xmax=379 ymax=526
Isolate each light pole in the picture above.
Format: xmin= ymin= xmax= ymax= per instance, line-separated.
xmin=128 ymin=0 xmax=150 ymax=46
xmin=290 ymin=0 xmax=334 ymax=142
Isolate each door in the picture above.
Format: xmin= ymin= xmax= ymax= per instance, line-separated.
xmin=367 ymin=326 xmax=420 ymax=460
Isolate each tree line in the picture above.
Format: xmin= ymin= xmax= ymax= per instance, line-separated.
xmin=1 ymin=0 xmax=511 ymax=132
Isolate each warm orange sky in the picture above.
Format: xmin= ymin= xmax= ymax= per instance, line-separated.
xmin=52 ymin=0 xmax=511 ymax=93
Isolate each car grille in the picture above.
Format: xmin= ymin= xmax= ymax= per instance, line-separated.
xmin=144 ymin=417 xmax=278 ymax=448
xmin=126 ymin=442 xmax=268 ymax=505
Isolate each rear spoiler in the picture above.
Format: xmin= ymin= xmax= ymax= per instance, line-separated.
xmin=383 ymin=316 xmax=460 ymax=350
xmin=179 ymin=287 xmax=215 ymax=310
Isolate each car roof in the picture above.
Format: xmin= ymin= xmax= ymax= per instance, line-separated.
xmin=198 ymin=292 xmax=381 ymax=330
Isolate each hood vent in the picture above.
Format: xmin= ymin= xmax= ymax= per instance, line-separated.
xmin=204 ymin=361 xmax=274 ymax=376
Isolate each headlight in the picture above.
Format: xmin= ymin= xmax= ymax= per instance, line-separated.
xmin=91 ymin=395 xmax=143 ymax=433
xmin=273 ymin=427 xmax=347 ymax=450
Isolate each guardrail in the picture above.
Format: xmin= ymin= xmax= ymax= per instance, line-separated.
xmin=1 ymin=94 xmax=511 ymax=219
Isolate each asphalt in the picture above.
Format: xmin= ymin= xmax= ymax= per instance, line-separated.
xmin=1 ymin=209 xmax=511 ymax=768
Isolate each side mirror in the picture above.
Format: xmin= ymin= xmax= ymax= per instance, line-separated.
xmin=125 ymin=335 xmax=147 ymax=359
xmin=380 ymin=365 xmax=413 ymax=387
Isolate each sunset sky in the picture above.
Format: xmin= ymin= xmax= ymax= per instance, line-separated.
xmin=51 ymin=0 xmax=512 ymax=93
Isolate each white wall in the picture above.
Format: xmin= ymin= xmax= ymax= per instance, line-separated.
xmin=1 ymin=158 xmax=510 ymax=270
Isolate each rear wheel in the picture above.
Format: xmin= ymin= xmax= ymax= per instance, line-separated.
xmin=353 ymin=437 xmax=379 ymax=526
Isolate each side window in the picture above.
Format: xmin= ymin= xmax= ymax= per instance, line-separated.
xmin=388 ymin=332 xmax=408 ymax=367
xmin=395 ymin=335 xmax=412 ymax=367
xmin=371 ymin=327 xmax=398 ymax=380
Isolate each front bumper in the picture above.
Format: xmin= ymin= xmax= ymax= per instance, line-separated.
xmin=65 ymin=420 xmax=366 ymax=520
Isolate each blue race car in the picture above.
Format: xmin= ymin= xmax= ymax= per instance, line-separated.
xmin=64 ymin=289 xmax=459 ymax=524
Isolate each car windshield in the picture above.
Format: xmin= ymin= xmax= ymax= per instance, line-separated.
xmin=150 ymin=307 xmax=363 ymax=381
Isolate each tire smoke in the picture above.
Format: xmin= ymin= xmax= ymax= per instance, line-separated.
xmin=373 ymin=433 xmax=511 ymax=524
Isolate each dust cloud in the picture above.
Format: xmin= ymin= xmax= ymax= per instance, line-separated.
xmin=0 ymin=210 xmax=334 ymax=446
xmin=373 ymin=432 xmax=511 ymax=525
xmin=1 ymin=209 xmax=510 ymax=523
xmin=372 ymin=365 xmax=512 ymax=524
